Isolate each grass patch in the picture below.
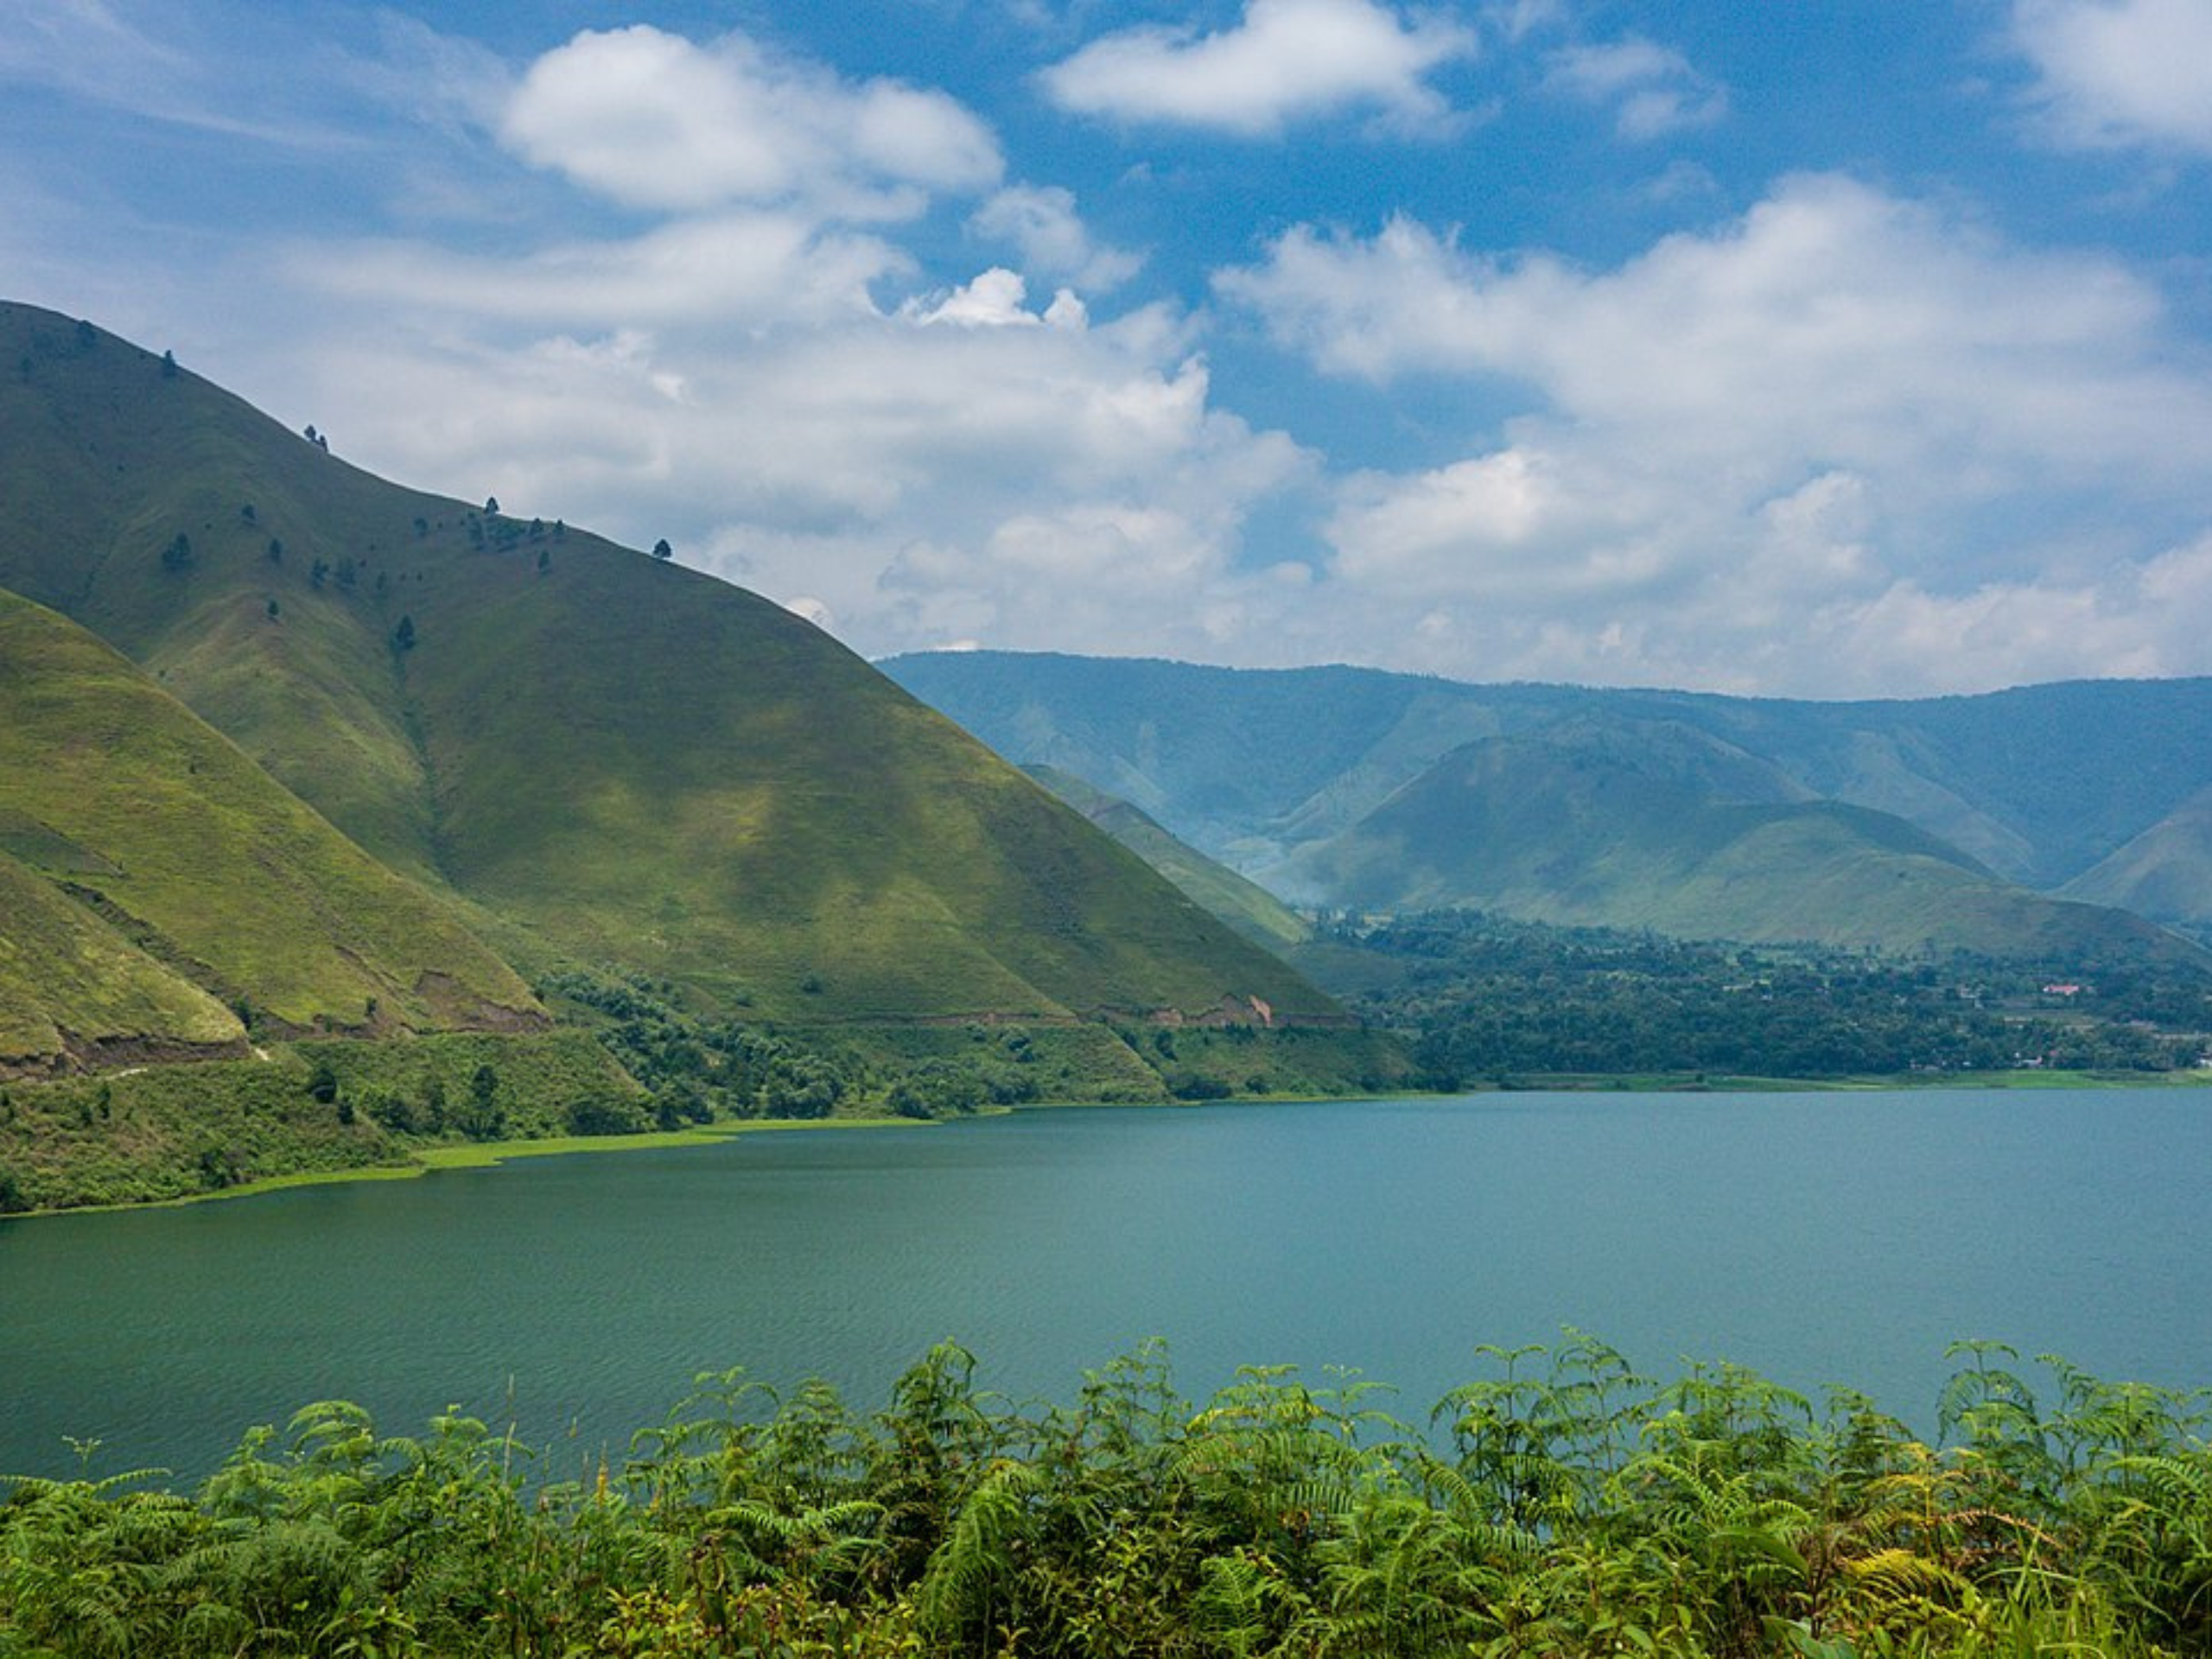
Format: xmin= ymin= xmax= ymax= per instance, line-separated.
xmin=0 ymin=590 xmax=537 ymax=1041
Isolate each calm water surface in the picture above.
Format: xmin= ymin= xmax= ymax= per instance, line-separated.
xmin=3 ymin=1089 xmax=2208 ymax=1480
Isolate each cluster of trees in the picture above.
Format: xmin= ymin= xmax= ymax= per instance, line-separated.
xmin=539 ymin=969 xmax=857 ymax=1123
xmin=295 ymin=1025 xmax=686 ymax=1147
xmin=465 ymin=506 xmax=563 ymax=556
xmin=6 ymin=1336 xmax=2209 ymax=1656
xmin=537 ymin=970 xmax=1046 ymax=1125
xmin=177 ymin=491 xmax=569 ymax=629
xmin=1316 ymin=912 xmax=2212 ymax=1084
xmin=0 ymin=1096 xmax=27 ymax=1210
xmin=1117 ymin=1023 xmax=1256 ymax=1101
xmin=308 ymin=1058 xmax=509 ymax=1140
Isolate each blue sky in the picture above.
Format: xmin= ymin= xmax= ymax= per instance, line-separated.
xmin=6 ymin=0 xmax=2212 ymax=696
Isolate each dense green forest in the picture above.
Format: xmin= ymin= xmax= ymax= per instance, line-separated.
xmin=1299 ymin=912 xmax=2212 ymax=1085
xmin=5 ymin=1336 xmax=2209 ymax=1656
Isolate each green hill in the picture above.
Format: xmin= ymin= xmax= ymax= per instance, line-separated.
xmin=0 ymin=302 xmax=1337 ymax=1033
xmin=0 ymin=589 xmax=543 ymax=1075
xmin=1023 ymin=766 xmax=1311 ymax=950
xmin=2060 ymin=787 xmax=2212 ymax=937
xmin=0 ymin=848 xmax=245 ymax=1073
xmin=1278 ymin=733 xmax=2207 ymax=966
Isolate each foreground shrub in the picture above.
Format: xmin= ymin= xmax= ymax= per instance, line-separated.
xmin=5 ymin=1338 xmax=2209 ymax=1656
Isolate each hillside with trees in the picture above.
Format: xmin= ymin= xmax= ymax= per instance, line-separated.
xmin=0 ymin=302 xmax=1395 ymax=1210
xmin=1294 ymin=910 xmax=2212 ymax=1086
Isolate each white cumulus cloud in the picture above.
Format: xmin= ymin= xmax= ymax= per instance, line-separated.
xmin=1218 ymin=173 xmax=2212 ymax=692
xmin=1545 ymin=37 xmax=1726 ymax=140
xmin=1039 ymin=0 xmax=1478 ymax=137
xmin=969 ymin=184 xmax=1144 ymax=290
xmin=501 ymin=25 xmax=1003 ymax=213
xmin=2012 ymin=0 xmax=2212 ymax=154
xmin=1221 ymin=175 xmax=2211 ymax=492
xmin=905 ymin=267 xmax=1090 ymax=328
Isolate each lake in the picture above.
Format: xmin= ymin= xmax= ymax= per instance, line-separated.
xmin=3 ymin=1088 xmax=2208 ymax=1482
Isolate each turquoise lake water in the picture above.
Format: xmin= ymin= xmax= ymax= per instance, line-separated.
xmin=3 ymin=1089 xmax=2207 ymax=1481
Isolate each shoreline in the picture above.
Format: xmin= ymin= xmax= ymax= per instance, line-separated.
xmin=10 ymin=1065 xmax=2205 ymax=1221
xmin=8 ymin=1114 xmax=932 ymax=1222
xmin=1446 ymin=1066 xmax=2212 ymax=1093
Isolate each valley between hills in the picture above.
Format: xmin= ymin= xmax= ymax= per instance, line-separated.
xmin=6 ymin=298 xmax=2212 ymax=1215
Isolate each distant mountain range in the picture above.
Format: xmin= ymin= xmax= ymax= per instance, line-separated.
xmin=884 ymin=652 xmax=2212 ymax=967
xmin=0 ymin=302 xmax=1346 ymax=1088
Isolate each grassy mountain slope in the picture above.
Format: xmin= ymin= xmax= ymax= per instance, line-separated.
xmin=0 ymin=589 xmax=542 ymax=1068
xmin=0 ymin=849 xmax=244 ymax=1072
xmin=0 ymin=302 xmax=1335 ymax=1027
xmin=2060 ymin=787 xmax=2212 ymax=934
xmin=884 ymin=651 xmax=2212 ymax=910
xmin=1279 ymin=734 xmax=2206 ymax=964
xmin=1024 ymin=766 xmax=1311 ymax=950
xmin=1606 ymin=679 xmax=2212 ymax=888
xmin=1 ymin=307 xmax=454 ymax=883
xmin=391 ymin=544 xmax=1335 ymax=1022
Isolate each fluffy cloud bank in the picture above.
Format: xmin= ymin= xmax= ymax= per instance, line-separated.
xmin=254 ymin=20 xmax=1324 ymax=664
xmin=288 ymin=277 xmax=1311 ymax=652
xmin=1039 ymin=0 xmax=1478 ymax=136
xmin=1222 ymin=171 xmax=2212 ymax=490
xmin=1218 ymin=174 xmax=2212 ymax=691
xmin=281 ymin=152 xmax=2212 ymax=691
xmin=28 ymin=6 xmax=2212 ymax=696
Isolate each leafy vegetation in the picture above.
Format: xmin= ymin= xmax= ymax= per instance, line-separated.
xmin=541 ymin=967 xmax=1407 ymax=1122
xmin=0 ymin=965 xmax=1409 ymax=1211
xmin=1301 ymin=911 xmax=2212 ymax=1085
xmin=6 ymin=1335 xmax=2209 ymax=1656
xmin=0 ymin=1033 xmax=647 ymax=1211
